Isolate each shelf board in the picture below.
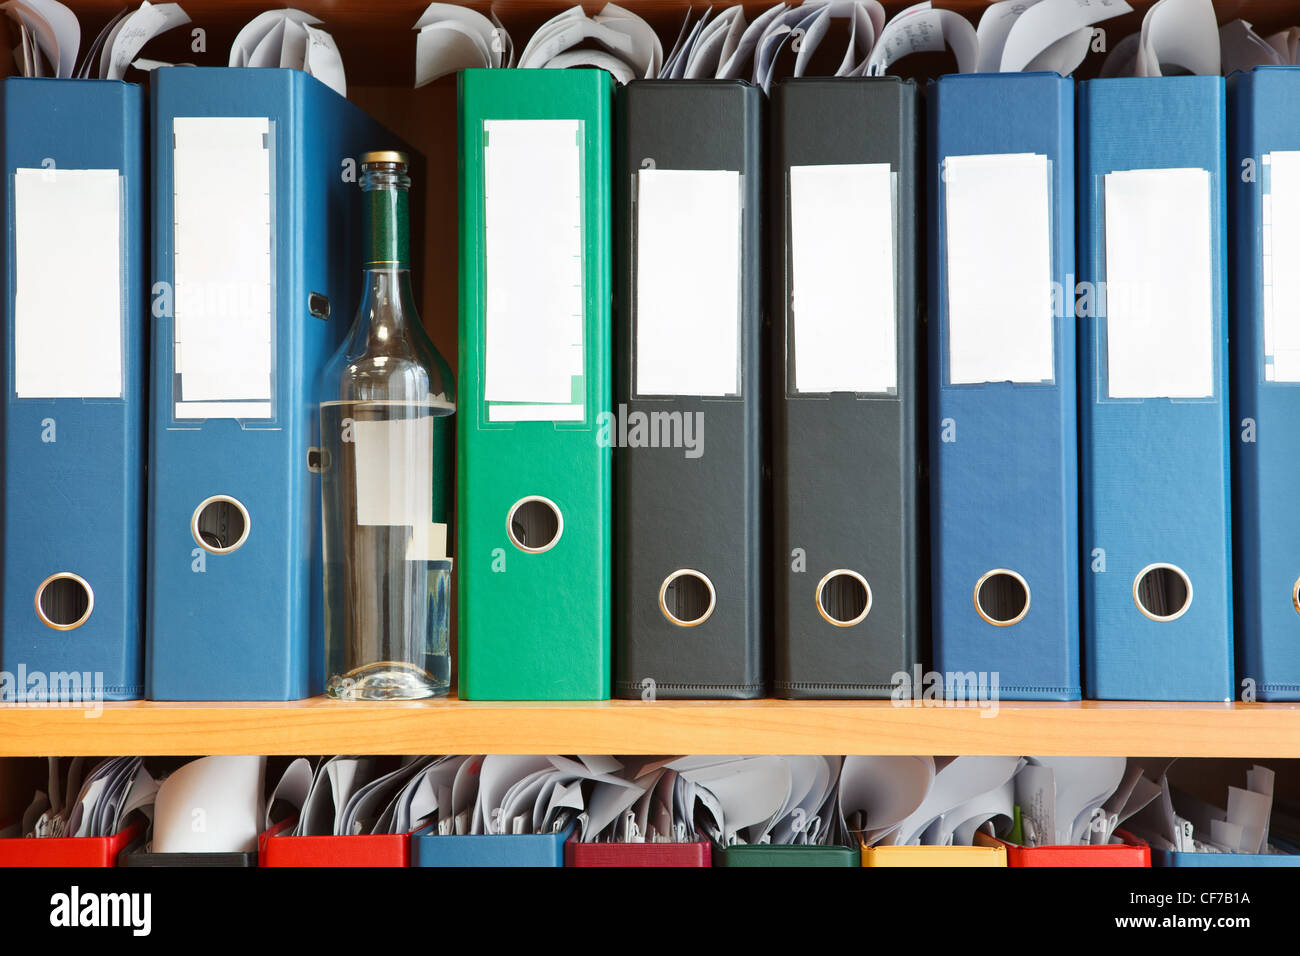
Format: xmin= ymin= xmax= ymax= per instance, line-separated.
xmin=2 ymin=697 xmax=1299 ymax=757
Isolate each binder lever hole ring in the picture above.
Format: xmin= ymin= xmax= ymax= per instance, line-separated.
xmin=816 ymin=570 xmax=872 ymax=627
xmin=192 ymin=495 xmax=251 ymax=555
xmin=974 ymin=569 xmax=1031 ymax=627
xmin=506 ymin=496 xmax=563 ymax=553
xmin=1133 ymin=563 xmax=1193 ymax=622
xmin=659 ymin=570 xmax=716 ymax=628
xmin=34 ymin=572 xmax=94 ymax=631
xmin=1294 ymin=575 xmax=1300 ymax=618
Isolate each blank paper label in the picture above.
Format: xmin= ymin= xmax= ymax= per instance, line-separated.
xmin=175 ymin=401 xmax=272 ymax=419
xmin=352 ymin=416 xmax=447 ymax=560
xmin=1263 ymin=152 xmax=1300 ymax=382
xmin=172 ymin=116 xmax=273 ymax=418
xmin=354 ymin=417 xmax=432 ymax=526
xmin=790 ymin=163 xmax=896 ymax=394
xmin=1104 ymin=167 xmax=1214 ymax=399
xmin=635 ymin=168 xmax=742 ymax=397
xmin=482 ymin=119 xmax=585 ymax=418
xmin=486 ymin=403 xmax=584 ymax=422
xmin=14 ymin=168 xmax=122 ymax=399
xmin=944 ymin=153 xmax=1054 ymax=385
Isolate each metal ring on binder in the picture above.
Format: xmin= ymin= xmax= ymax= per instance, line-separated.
xmin=815 ymin=569 xmax=872 ymax=627
xmin=191 ymin=495 xmax=252 ymax=555
xmin=1132 ymin=562 xmax=1193 ymax=623
xmin=1294 ymin=576 xmax=1300 ymax=618
xmin=34 ymin=572 xmax=94 ymax=631
xmin=658 ymin=569 xmax=716 ymax=627
xmin=506 ymin=495 xmax=564 ymax=554
xmin=973 ymin=568 xmax=1031 ymax=627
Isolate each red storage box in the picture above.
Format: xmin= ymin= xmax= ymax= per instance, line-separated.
xmin=979 ymin=829 xmax=1150 ymax=867
xmin=565 ymin=838 xmax=711 ymax=867
xmin=0 ymin=819 xmax=144 ymax=867
xmin=258 ymin=818 xmax=412 ymax=867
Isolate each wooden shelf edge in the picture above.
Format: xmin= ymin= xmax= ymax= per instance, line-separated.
xmin=2 ymin=698 xmax=1299 ymax=757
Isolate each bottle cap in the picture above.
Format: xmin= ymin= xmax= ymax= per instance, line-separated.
xmin=360 ymin=150 xmax=409 ymax=166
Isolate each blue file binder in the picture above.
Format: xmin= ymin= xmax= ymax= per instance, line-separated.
xmin=1151 ymin=848 xmax=1300 ymax=868
xmin=927 ymin=73 xmax=1080 ymax=700
xmin=146 ymin=67 xmax=400 ymax=700
xmin=0 ymin=78 xmax=146 ymax=701
xmin=1077 ymin=76 xmax=1233 ymax=701
xmin=1228 ymin=67 xmax=1300 ymax=701
xmin=410 ymin=824 xmax=571 ymax=867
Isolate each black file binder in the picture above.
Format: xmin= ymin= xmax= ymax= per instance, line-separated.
xmin=612 ymin=79 xmax=765 ymax=699
xmin=770 ymin=77 xmax=924 ymax=698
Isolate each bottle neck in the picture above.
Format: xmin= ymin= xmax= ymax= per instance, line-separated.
xmin=358 ymin=177 xmax=414 ymax=337
xmin=362 ymin=184 xmax=410 ymax=269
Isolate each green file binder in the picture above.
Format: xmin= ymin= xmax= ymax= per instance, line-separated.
xmin=711 ymin=844 xmax=861 ymax=868
xmin=457 ymin=69 xmax=613 ymax=700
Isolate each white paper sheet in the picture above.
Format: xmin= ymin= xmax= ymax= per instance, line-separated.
xmin=746 ymin=1 xmax=885 ymax=90
xmin=751 ymin=4 xmax=823 ymax=91
xmin=893 ymin=756 xmax=1020 ymax=846
xmin=1218 ymin=19 xmax=1282 ymax=74
xmin=13 ymin=168 xmax=122 ymax=398
xmin=1027 ymin=756 xmax=1126 ymax=845
xmin=152 ymin=755 xmax=265 ymax=853
xmin=944 ymin=153 xmax=1054 ymax=385
xmin=682 ymin=6 xmax=746 ymax=79
xmin=948 ymin=777 xmax=1015 ymax=847
xmin=838 ymin=755 xmax=935 ymax=846
xmin=102 ymin=1 xmax=190 ymax=80
xmin=1133 ymin=0 xmax=1219 ymax=77
xmin=3 ymin=0 xmax=80 ymax=76
xmin=770 ymin=756 xmax=838 ymax=845
xmin=510 ymin=3 xmax=658 ymax=82
xmin=230 ymin=8 xmax=319 ymax=66
xmin=264 ymin=756 xmax=312 ymax=830
xmin=717 ymin=4 xmax=788 ymax=80
xmin=338 ymin=758 xmax=436 ymax=835
xmin=1103 ymin=167 xmax=1214 ymax=399
xmin=302 ymin=22 xmax=346 ymax=97
xmin=413 ymin=4 xmax=512 ymax=86
xmin=476 ymin=755 xmax=555 ymax=834
xmin=1263 ymin=152 xmax=1300 ymax=381
xmin=172 ymin=116 xmax=274 ymax=417
xmin=790 ymin=163 xmax=896 ymax=394
xmin=246 ymin=17 xmax=286 ymax=68
xmin=993 ymin=0 xmax=1132 ymax=75
xmin=482 ymin=119 xmax=585 ymax=415
xmin=590 ymin=2 xmax=662 ymax=78
xmin=1269 ymin=27 xmax=1300 ymax=63
xmin=634 ymin=168 xmax=742 ymax=397
xmin=867 ymin=1 xmax=979 ymax=76
xmin=676 ymin=755 xmax=792 ymax=845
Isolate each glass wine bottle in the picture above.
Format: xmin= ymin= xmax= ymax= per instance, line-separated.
xmin=319 ymin=150 xmax=454 ymax=700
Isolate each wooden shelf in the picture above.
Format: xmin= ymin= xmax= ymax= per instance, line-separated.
xmin=2 ymin=698 xmax=1300 ymax=758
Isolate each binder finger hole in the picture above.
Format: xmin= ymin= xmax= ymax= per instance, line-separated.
xmin=816 ymin=570 xmax=872 ymax=627
xmin=974 ymin=569 xmax=1030 ymax=626
xmin=506 ymin=496 xmax=563 ymax=553
xmin=1294 ymin=576 xmax=1300 ymax=617
xmin=659 ymin=570 xmax=716 ymax=627
xmin=308 ymin=291 xmax=331 ymax=321
xmin=192 ymin=495 xmax=251 ymax=555
xmin=1133 ymin=563 xmax=1193 ymax=622
xmin=34 ymin=573 xmax=94 ymax=631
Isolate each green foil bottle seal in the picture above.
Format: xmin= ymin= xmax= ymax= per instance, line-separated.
xmin=361 ymin=150 xmax=410 ymax=268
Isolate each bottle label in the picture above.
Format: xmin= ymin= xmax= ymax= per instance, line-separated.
xmin=364 ymin=188 xmax=409 ymax=267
